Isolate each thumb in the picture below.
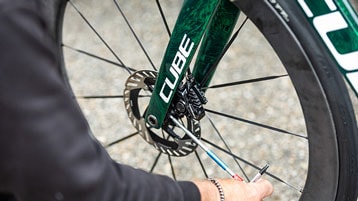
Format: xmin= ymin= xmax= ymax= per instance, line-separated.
xmin=251 ymin=179 xmax=274 ymax=199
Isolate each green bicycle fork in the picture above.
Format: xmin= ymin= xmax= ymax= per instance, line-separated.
xmin=145 ymin=0 xmax=240 ymax=128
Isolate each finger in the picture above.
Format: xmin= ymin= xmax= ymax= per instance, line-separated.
xmin=255 ymin=179 xmax=274 ymax=198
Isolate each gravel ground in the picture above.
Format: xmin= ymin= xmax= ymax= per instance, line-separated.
xmin=62 ymin=0 xmax=358 ymax=200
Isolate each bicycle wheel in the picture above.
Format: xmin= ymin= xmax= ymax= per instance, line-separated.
xmin=43 ymin=0 xmax=358 ymax=200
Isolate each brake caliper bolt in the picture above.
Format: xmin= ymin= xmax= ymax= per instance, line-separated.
xmin=147 ymin=114 xmax=158 ymax=127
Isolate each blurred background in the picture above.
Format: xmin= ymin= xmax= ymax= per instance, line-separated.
xmin=61 ymin=1 xmax=358 ymax=200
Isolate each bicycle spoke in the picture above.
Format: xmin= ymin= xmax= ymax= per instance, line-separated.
xmin=167 ymin=155 xmax=177 ymax=180
xmin=150 ymin=152 xmax=163 ymax=173
xmin=68 ymin=1 xmax=131 ymax=74
xmin=204 ymin=74 xmax=288 ymax=89
xmin=194 ymin=150 xmax=209 ymax=178
xmin=201 ymin=137 xmax=303 ymax=192
xmin=156 ymin=0 xmax=171 ymax=37
xmin=105 ymin=132 xmax=139 ymax=148
xmin=77 ymin=95 xmax=125 ymax=99
xmin=113 ymin=0 xmax=157 ymax=71
xmin=200 ymin=17 xmax=249 ymax=87
xmin=205 ymin=108 xmax=307 ymax=139
xmin=63 ymin=44 xmax=136 ymax=72
xmin=206 ymin=115 xmax=249 ymax=181
xmin=151 ymin=134 xmax=172 ymax=173
xmin=76 ymin=95 xmax=151 ymax=99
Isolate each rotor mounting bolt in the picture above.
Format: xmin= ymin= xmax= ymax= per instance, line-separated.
xmin=176 ymin=101 xmax=186 ymax=113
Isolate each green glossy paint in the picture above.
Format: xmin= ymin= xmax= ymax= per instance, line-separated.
xmin=297 ymin=0 xmax=358 ymax=96
xmin=192 ymin=0 xmax=240 ymax=88
xmin=328 ymin=0 xmax=358 ymax=54
xmin=328 ymin=27 xmax=358 ymax=54
xmin=334 ymin=0 xmax=358 ymax=96
xmin=145 ymin=0 xmax=221 ymax=128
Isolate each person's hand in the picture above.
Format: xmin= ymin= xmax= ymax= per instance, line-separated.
xmin=193 ymin=178 xmax=273 ymax=201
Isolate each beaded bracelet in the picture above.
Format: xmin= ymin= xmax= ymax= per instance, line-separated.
xmin=208 ymin=178 xmax=225 ymax=201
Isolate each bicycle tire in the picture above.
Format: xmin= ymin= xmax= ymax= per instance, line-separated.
xmin=41 ymin=0 xmax=358 ymax=200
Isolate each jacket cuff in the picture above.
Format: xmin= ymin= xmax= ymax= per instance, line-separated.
xmin=177 ymin=181 xmax=201 ymax=201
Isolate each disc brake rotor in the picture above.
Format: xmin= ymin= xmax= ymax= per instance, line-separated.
xmin=123 ymin=70 xmax=201 ymax=156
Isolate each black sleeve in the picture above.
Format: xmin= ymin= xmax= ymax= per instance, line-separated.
xmin=0 ymin=1 xmax=201 ymax=201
